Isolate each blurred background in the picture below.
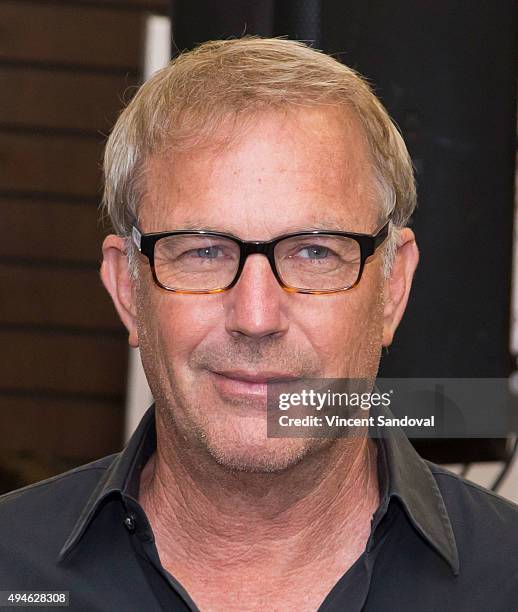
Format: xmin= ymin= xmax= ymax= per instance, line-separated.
xmin=1 ymin=1 xmax=517 ymax=499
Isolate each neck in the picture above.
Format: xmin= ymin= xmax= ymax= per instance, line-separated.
xmin=139 ymin=412 xmax=380 ymax=579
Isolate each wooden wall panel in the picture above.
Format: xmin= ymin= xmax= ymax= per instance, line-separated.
xmin=0 ymin=264 xmax=123 ymax=330
xmin=0 ymin=0 xmax=163 ymax=484
xmin=0 ymin=395 xmax=124 ymax=458
xmin=0 ymin=133 xmax=102 ymax=196
xmin=0 ymin=68 xmax=138 ymax=132
xmin=0 ymin=2 xmax=146 ymax=69
xmin=1 ymin=199 xmax=104 ymax=263
xmin=0 ymin=330 xmax=127 ymax=396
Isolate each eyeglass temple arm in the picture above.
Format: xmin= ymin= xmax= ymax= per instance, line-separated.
xmin=372 ymin=215 xmax=392 ymax=245
xmin=132 ymin=226 xmax=142 ymax=252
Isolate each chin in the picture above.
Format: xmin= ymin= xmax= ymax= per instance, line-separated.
xmin=200 ymin=429 xmax=326 ymax=474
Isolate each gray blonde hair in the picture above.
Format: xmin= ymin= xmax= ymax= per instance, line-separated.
xmin=102 ymin=37 xmax=416 ymax=278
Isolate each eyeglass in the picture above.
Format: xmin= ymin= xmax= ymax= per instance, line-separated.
xmin=131 ymin=217 xmax=391 ymax=295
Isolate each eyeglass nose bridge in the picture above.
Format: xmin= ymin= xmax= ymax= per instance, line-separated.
xmin=241 ymin=240 xmax=275 ymax=256
xmin=230 ymin=239 xmax=284 ymax=290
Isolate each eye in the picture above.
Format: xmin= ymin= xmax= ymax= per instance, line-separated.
xmin=193 ymin=246 xmax=223 ymax=259
xmin=177 ymin=244 xmax=233 ymax=261
xmin=297 ymin=245 xmax=331 ymax=260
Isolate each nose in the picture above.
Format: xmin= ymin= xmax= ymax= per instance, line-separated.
xmin=224 ymin=254 xmax=289 ymax=339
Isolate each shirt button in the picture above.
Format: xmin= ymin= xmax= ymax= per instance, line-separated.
xmin=124 ymin=514 xmax=137 ymax=533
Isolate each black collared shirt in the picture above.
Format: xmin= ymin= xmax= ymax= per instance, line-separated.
xmin=1 ymin=405 xmax=518 ymax=611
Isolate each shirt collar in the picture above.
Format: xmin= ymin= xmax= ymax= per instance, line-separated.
xmin=372 ymin=404 xmax=460 ymax=575
xmin=59 ymin=404 xmax=459 ymax=575
xmin=58 ymin=406 xmax=156 ymax=562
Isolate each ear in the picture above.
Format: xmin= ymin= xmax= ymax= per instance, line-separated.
xmin=100 ymin=234 xmax=139 ymax=347
xmin=382 ymin=228 xmax=419 ymax=347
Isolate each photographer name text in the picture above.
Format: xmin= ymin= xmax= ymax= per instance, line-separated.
xmin=277 ymin=414 xmax=435 ymax=428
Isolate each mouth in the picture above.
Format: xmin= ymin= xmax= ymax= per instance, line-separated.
xmin=209 ymin=370 xmax=302 ymax=399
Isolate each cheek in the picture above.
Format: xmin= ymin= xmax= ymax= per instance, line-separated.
xmin=135 ymin=287 xmax=223 ymax=400
xmin=151 ymin=295 xmax=222 ymax=362
xmin=292 ymin=279 xmax=384 ymax=374
xmin=295 ymin=292 xmax=363 ymax=336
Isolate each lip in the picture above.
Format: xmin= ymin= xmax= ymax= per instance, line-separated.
xmin=209 ymin=370 xmax=301 ymax=399
xmin=213 ymin=370 xmax=302 ymax=383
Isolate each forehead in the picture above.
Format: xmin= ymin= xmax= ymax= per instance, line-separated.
xmin=140 ymin=105 xmax=378 ymax=237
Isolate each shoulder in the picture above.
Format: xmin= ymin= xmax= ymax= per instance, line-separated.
xmin=0 ymin=455 xmax=116 ymax=562
xmin=0 ymin=454 xmax=115 ymax=512
xmin=427 ymin=461 xmax=518 ymax=574
xmin=428 ymin=461 xmax=518 ymax=523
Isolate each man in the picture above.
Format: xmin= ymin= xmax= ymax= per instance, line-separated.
xmin=1 ymin=37 xmax=517 ymax=611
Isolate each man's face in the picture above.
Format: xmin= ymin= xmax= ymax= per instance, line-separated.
xmin=131 ymin=106 xmax=388 ymax=471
